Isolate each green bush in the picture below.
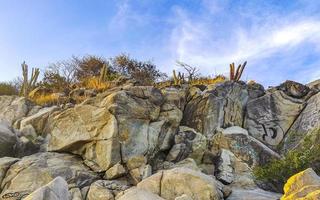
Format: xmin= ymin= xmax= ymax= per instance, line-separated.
xmin=254 ymin=127 xmax=320 ymax=192
xmin=0 ymin=82 xmax=18 ymax=95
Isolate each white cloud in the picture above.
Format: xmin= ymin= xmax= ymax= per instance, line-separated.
xmin=168 ymin=7 xmax=320 ymax=82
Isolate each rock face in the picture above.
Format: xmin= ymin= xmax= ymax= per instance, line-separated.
xmin=182 ymin=81 xmax=249 ymax=136
xmin=281 ymin=92 xmax=320 ymax=153
xmin=138 ymin=167 xmax=221 ymax=200
xmin=0 ymin=152 xmax=98 ymax=199
xmin=0 ymin=80 xmax=318 ymax=200
xmin=282 ymin=168 xmax=320 ymax=200
xmin=211 ymin=127 xmax=280 ymax=167
xmin=166 ymin=126 xmax=207 ymax=164
xmin=245 ymin=90 xmax=305 ymax=147
xmin=23 ymin=177 xmax=70 ymax=200
xmin=0 ymin=123 xmax=17 ymax=157
xmin=46 ymin=86 xmax=182 ymax=172
xmin=0 ymin=96 xmax=32 ymax=125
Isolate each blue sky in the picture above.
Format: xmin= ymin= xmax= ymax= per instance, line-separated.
xmin=0 ymin=0 xmax=319 ymax=86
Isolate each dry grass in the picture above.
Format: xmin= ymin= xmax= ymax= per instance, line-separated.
xmin=155 ymin=75 xmax=226 ymax=88
xmin=31 ymin=93 xmax=61 ymax=106
xmin=82 ymin=77 xmax=112 ymax=91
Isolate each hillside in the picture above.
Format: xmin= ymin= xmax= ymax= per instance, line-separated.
xmin=0 ymin=78 xmax=319 ymax=200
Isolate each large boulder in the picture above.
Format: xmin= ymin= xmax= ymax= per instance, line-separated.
xmin=281 ymin=92 xmax=320 ymax=153
xmin=0 ymin=152 xmax=98 ymax=199
xmin=138 ymin=167 xmax=222 ymax=200
xmin=46 ymin=86 xmax=182 ymax=172
xmin=245 ymin=89 xmax=305 ymax=147
xmin=182 ymin=81 xmax=249 ymax=136
xmin=0 ymin=96 xmax=32 ymax=125
xmin=87 ymin=179 xmax=130 ymax=200
xmin=0 ymin=157 xmax=20 ymax=186
xmin=20 ymin=106 xmax=60 ymax=135
xmin=211 ymin=127 xmax=280 ymax=167
xmin=0 ymin=123 xmax=17 ymax=157
xmin=226 ymin=188 xmax=281 ymax=200
xmin=166 ymin=126 xmax=207 ymax=164
xmin=118 ymin=187 xmax=165 ymax=200
xmin=281 ymin=168 xmax=320 ymax=200
xmin=23 ymin=177 xmax=70 ymax=200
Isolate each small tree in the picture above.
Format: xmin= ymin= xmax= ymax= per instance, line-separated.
xmin=74 ymin=55 xmax=109 ymax=81
xmin=176 ymin=61 xmax=200 ymax=82
xmin=112 ymin=54 xmax=166 ymax=85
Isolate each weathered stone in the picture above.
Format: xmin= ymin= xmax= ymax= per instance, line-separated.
xmin=87 ymin=181 xmax=114 ymax=200
xmin=0 ymin=96 xmax=32 ymax=125
xmin=276 ymin=80 xmax=310 ymax=99
xmin=166 ymin=126 xmax=207 ymax=164
xmin=216 ymin=149 xmax=234 ymax=184
xmin=46 ymin=86 xmax=182 ymax=172
xmin=0 ymin=152 xmax=98 ymax=199
xmin=211 ymin=127 xmax=280 ymax=167
xmin=0 ymin=157 xmax=20 ymax=186
xmin=281 ymin=92 xmax=320 ymax=153
xmin=226 ymin=188 xmax=282 ymax=200
xmin=126 ymin=156 xmax=146 ymax=170
xmin=118 ymin=187 xmax=165 ymax=200
xmin=20 ymin=106 xmax=59 ymax=135
xmin=69 ymin=187 xmax=82 ymax=200
xmin=282 ymin=168 xmax=320 ymax=200
xmin=138 ymin=168 xmax=221 ymax=200
xmin=0 ymin=123 xmax=17 ymax=157
xmin=87 ymin=180 xmax=130 ymax=199
xmin=245 ymin=90 xmax=305 ymax=147
xmin=175 ymin=194 xmax=193 ymax=200
xmin=247 ymin=81 xmax=265 ymax=99
xmin=23 ymin=177 xmax=70 ymax=200
xmin=182 ymin=81 xmax=249 ymax=136
xmin=104 ymin=163 xmax=126 ymax=180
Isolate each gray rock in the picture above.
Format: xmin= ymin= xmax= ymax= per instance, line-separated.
xmin=182 ymin=81 xmax=249 ymax=136
xmin=281 ymin=92 xmax=320 ymax=153
xmin=0 ymin=152 xmax=98 ymax=198
xmin=226 ymin=188 xmax=282 ymax=200
xmin=23 ymin=177 xmax=70 ymax=200
xmin=245 ymin=90 xmax=305 ymax=147
xmin=0 ymin=157 xmax=20 ymax=186
xmin=0 ymin=122 xmax=17 ymax=157
xmin=0 ymin=96 xmax=32 ymax=125
xmin=211 ymin=127 xmax=280 ymax=167
xmin=216 ymin=149 xmax=234 ymax=184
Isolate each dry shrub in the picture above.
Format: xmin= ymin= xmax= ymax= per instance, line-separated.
xmin=190 ymin=75 xmax=226 ymax=85
xmin=31 ymin=93 xmax=60 ymax=106
xmin=81 ymin=77 xmax=112 ymax=91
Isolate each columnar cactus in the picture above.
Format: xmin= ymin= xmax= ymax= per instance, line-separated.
xmin=229 ymin=61 xmax=247 ymax=81
xmin=20 ymin=61 xmax=40 ymax=97
xmin=99 ymin=63 xmax=109 ymax=83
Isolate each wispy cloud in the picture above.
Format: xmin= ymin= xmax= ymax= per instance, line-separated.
xmin=168 ymin=2 xmax=320 ymax=85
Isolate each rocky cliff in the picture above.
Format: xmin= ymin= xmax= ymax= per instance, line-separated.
xmin=0 ymin=79 xmax=319 ymax=200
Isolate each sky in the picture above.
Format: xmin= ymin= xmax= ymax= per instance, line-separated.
xmin=0 ymin=0 xmax=320 ymax=86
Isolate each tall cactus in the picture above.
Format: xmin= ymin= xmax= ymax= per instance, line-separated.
xmin=99 ymin=63 xmax=109 ymax=83
xmin=173 ymin=70 xmax=185 ymax=85
xmin=20 ymin=61 xmax=40 ymax=97
xmin=229 ymin=61 xmax=247 ymax=81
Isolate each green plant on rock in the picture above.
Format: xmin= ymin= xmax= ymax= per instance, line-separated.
xmin=254 ymin=127 xmax=320 ymax=192
xmin=20 ymin=61 xmax=40 ymax=97
xmin=229 ymin=61 xmax=247 ymax=81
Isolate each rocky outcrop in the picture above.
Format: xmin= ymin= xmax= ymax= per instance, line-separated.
xmin=0 ymin=123 xmax=17 ymax=157
xmin=166 ymin=126 xmax=207 ymax=164
xmin=46 ymin=86 xmax=182 ymax=172
xmin=281 ymin=92 xmax=320 ymax=153
xmin=118 ymin=187 xmax=164 ymax=200
xmin=281 ymin=168 xmax=320 ymax=200
xmin=227 ymin=188 xmax=281 ymax=200
xmin=23 ymin=177 xmax=70 ymax=200
xmin=0 ymin=96 xmax=32 ymax=125
xmin=211 ymin=126 xmax=280 ymax=167
xmin=86 ymin=179 xmax=130 ymax=200
xmin=182 ymin=81 xmax=249 ymax=136
xmin=245 ymin=90 xmax=305 ymax=147
xmin=138 ymin=167 xmax=222 ymax=200
xmin=0 ymin=152 xmax=98 ymax=199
